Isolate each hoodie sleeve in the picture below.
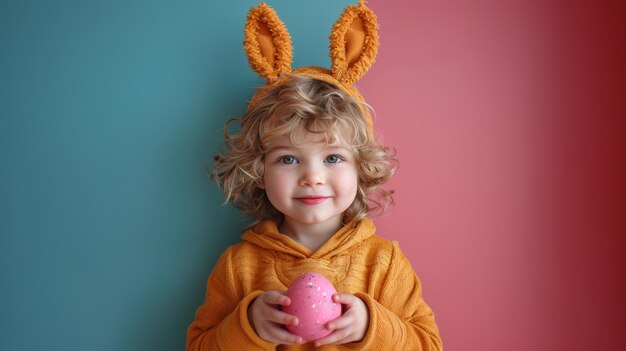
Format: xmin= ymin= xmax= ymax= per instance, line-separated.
xmin=186 ymin=247 xmax=276 ymax=351
xmin=345 ymin=242 xmax=442 ymax=351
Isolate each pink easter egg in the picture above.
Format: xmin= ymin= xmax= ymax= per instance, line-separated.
xmin=282 ymin=272 xmax=342 ymax=342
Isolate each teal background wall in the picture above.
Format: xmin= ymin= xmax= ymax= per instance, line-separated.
xmin=0 ymin=1 xmax=354 ymax=349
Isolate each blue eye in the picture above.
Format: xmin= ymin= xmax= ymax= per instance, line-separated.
xmin=279 ymin=155 xmax=298 ymax=164
xmin=325 ymin=154 xmax=343 ymax=163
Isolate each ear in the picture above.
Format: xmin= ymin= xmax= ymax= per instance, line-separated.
xmin=244 ymin=3 xmax=293 ymax=83
xmin=329 ymin=1 xmax=379 ymax=85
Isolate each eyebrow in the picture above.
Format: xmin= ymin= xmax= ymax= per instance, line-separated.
xmin=265 ymin=144 xmax=350 ymax=154
xmin=264 ymin=145 xmax=293 ymax=154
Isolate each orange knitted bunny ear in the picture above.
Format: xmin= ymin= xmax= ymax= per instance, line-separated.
xmin=329 ymin=0 xmax=379 ymax=85
xmin=244 ymin=3 xmax=293 ymax=83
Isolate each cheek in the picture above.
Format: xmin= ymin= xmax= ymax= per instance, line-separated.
xmin=263 ymin=169 xmax=291 ymax=199
xmin=334 ymin=167 xmax=359 ymax=200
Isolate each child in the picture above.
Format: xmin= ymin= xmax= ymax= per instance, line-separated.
xmin=187 ymin=2 xmax=442 ymax=350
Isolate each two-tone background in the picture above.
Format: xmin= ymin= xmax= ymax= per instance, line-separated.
xmin=2 ymin=0 xmax=624 ymax=350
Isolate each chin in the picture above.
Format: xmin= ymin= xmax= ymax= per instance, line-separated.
xmin=295 ymin=214 xmax=341 ymax=226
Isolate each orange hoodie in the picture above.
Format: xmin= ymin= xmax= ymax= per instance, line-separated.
xmin=187 ymin=218 xmax=442 ymax=350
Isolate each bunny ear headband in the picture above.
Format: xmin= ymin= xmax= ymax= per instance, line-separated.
xmin=243 ymin=0 xmax=379 ymax=135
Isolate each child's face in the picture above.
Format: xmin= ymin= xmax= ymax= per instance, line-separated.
xmin=261 ymin=129 xmax=358 ymax=230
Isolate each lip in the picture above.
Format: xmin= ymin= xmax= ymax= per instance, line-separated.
xmin=295 ymin=196 xmax=329 ymax=205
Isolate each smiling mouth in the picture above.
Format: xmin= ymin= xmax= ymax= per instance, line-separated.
xmin=295 ymin=196 xmax=329 ymax=205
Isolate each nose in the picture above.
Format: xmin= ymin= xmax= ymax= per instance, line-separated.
xmin=299 ymin=163 xmax=325 ymax=187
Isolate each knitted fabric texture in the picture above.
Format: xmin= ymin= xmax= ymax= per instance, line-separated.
xmin=187 ymin=218 xmax=442 ymax=350
xmin=243 ymin=0 xmax=379 ymax=137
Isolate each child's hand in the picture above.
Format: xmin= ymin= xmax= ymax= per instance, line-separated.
xmin=313 ymin=293 xmax=369 ymax=347
xmin=248 ymin=290 xmax=304 ymax=345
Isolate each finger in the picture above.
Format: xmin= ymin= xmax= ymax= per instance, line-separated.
xmin=333 ymin=293 xmax=357 ymax=307
xmin=262 ymin=307 xmax=299 ymax=326
xmin=262 ymin=291 xmax=291 ymax=306
xmin=314 ymin=329 xmax=352 ymax=347
xmin=325 ymin=314 xmax=352 ymax=331
xmin=263 ymin=324 xmax=304 ymax=345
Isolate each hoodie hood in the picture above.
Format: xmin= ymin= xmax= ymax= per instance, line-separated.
xmin=242 ymin=218 xmax=376 ymax=260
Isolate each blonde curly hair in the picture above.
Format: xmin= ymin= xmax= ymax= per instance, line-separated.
xmin=212 ymin=76 xmax=397 ymax=225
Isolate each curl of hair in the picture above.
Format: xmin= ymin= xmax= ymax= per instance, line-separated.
xmin=212 ymin=76 xmax=398 ymax=224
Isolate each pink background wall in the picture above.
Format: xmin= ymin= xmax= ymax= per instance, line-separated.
xmin=361 ymin=1 xmax=625 ymax=349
